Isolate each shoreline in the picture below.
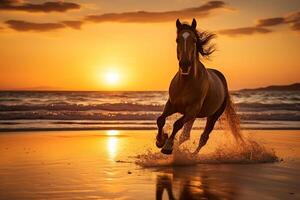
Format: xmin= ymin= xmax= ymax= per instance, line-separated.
xmin=1 ymin=126 xmax=300 ymax=132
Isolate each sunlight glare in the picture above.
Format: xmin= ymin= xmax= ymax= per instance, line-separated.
xmin=106 ymin=130 xmax=119 ymax=136
xmin=104 ymin=71 xmax=120 ymax=85
xmin=107 ymin=137 xmax=118 ymax=160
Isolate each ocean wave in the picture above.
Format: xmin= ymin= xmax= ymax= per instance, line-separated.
xmin=0 ymin=102 xmax=299 ymax=113
xmin=236 ymin=102 xmax=300 ymax=111
xmin=0 ymin=91 xmax=299 ymax=123
xmin=0 ymin=102 xmax=163 ymax=112
xmin=0 ymin=111 xmax=159 ymax=120
xmin=0 ymin=110 xmax=299 ymax=121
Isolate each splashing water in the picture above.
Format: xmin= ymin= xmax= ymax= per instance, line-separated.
xmin=135 ymin=137 xmax=279 ymax=167
xmin=135 ymin=104 xmax=278 ymax=167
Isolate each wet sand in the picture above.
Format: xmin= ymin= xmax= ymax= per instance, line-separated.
xmin=0 ymin=130 xmax=299 ymax=199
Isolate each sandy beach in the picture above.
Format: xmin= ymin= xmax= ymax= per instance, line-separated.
xmin=1 ymin=0 xmax=300 ymax=199
xmin=0 ymin=129 xmax=299 ymax=199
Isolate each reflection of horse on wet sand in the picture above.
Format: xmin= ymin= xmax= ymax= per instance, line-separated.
xmin=156 ymin=18 xmax=243 ymax=154
xmin=155 ymin=167 xmax=238 ymax=200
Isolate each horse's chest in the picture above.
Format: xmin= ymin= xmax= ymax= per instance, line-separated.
xmin=169 ymin=92 xmax=195 ymax=113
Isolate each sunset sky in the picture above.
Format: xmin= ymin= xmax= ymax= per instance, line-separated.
xmin=0 ymin=0 xmax=299 ymax=91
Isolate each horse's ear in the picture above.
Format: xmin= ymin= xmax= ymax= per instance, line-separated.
xmin=191 ymin=18 xmax=197 ymax=29
xmin=176 ymin=19 xmax=182 ymax=29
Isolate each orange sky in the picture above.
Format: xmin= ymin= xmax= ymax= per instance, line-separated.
xmin=0 ymin=0 xmax=299 ymax=91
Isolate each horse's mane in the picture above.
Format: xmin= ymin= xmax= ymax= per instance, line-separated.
xmin=177 ymin=23 xmax=216 ymax=59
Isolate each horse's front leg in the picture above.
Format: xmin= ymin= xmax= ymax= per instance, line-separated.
xmin=161 ymin=106 xmax=199 ymax=155
xmin=156 ymin=100 xmax=175 ymax=148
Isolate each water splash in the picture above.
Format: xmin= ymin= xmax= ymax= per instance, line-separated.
xmin=135 ymin=138 xmax=279 ymax=167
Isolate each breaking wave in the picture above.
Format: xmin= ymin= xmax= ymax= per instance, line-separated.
xmin=0 ymin=90 xmax=299 ymax=130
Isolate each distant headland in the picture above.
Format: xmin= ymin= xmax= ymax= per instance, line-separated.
xmin=239 ymin=83 xmax=300 ymax=91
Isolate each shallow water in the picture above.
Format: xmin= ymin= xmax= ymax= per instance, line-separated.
xmin=0 ymin=130 xmax=299 ymax=199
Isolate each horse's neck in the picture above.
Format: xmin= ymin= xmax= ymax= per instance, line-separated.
xmin=193 ymin=59 xmax=206 ymax=79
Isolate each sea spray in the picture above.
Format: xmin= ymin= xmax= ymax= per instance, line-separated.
xmin=135 ymin=136 xmax=278 ymax=167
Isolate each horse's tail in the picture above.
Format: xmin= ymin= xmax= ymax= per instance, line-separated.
xmin=223 ymin=94 xmax=244 ymax=142
xmin=209 ymin=68 xmax=244 ymax=142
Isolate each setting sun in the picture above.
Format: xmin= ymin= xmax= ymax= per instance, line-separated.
xmin=103 ymin=71 xmax=120 ymax=85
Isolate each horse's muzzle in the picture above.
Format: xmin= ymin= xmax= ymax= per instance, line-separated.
xmin=179 ymin=60 xmax=191 ymax=75
xmin=180 ymin=67 xmax=191 ymax=75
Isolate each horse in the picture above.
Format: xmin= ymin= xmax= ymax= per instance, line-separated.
xmin=156 ymin=18 xmax=243 ymax=155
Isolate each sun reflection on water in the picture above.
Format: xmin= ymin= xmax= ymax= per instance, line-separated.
xmin=107 ymin=130 xmax=119 ymax=136
xmin=106 ymin=130 xmax=119 ymax=160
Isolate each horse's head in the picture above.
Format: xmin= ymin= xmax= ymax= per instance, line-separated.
xmin=176 ymin=18 xmax=198 ymax=75
xmin=175 ymin=18 xmax=216 ymax=76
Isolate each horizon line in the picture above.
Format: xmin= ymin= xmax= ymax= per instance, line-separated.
xmin=0 ymin=82 xmax=298 ymax=92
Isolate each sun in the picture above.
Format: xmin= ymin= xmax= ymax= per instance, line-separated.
xmin=103 ymin=71 xmax=120 ymax=85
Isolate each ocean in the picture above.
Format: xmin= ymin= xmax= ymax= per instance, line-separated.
xmin=0 ymin=90 xmax=299 ymax=131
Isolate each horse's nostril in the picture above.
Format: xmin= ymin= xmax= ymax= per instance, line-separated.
xmin=179 ymin=60 xmax=191 ymax=68
xmin=179 ymin=60 xmax=184 ymax=67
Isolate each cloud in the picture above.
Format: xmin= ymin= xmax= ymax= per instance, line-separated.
xmin=291 ymin=21 xmax=300 ymax=31
xmin=5 ymin=20 xmax=65 ymax=32
xmin=3 ymin=1 xmax=229 ymax=33
xmin=219 ymin=10 xmax=300 ymax=36
xmin=256 ymin=17 xmax=286 ymax=27
xmin=5 ymin=19 xmax=86 ymax=32
xmin=285 ymin=11 xmax=300 ymax=23
xmin=285 ymin=11 xmax=300 ymax=32
xmin=61 ymin=20 xmax=84 ymax=29
xmin=5 ymin=19 xmax=84 ymax=32
xmin=218 ymin=26 xmax=272 ymax=36
xmin=85 ymin=1 xmax=229 ymax=23
xmin=0 ymin=0 xmax=80 ymax=13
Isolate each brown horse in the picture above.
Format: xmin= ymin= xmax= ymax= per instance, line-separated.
xmin=156 ymin=18 xmax=242 ymax=155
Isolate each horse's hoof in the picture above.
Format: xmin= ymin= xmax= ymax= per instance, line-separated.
xmin=161 ymin=148 xmax=173 ymax=155
xmin=156 ymin=133 xmax=168 ymax=148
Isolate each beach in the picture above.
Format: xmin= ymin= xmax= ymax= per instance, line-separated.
xmin=0 ymin=129 xmax=299 ymax=200
xmin=1 ymin=0 xmax=300 ymax=199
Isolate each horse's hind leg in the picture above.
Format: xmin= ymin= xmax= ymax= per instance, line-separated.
xmin=193 ymin=98 xmax=227 ymax=154
xmin=193 ymin=116 xmax=219 ymax=154
xmin=178 ymin=119 xmax=195 ymax=145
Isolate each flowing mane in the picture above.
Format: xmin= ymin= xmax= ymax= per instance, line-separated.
xmin=177 ymin=23 xmax=216 ymax=59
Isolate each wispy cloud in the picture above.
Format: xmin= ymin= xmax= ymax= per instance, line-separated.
xmin=256 ymin=17 xmax=285 ymax=27
xmin=5 ymin=20 xmax=83 ymax=32
xmin=85 ymin=1 xmax=230 ymax=23
xmin=5 ymin=20 xmax=65 ymax=32
xmin=61 ymin=20 xmax=84 ymax=30
xmin=4 ymin=1 xmax=230 ymax=32
xmin=286 ymin=11 xmax=300 ymax=32
xmin=218 ymin=26 xmax=272 ymax=36
xmin=291 ymin=21 xmax=300 ymax=31
xmin=0 ymin=0 xmax=80 ymax=13
xmin=219 ymin=10 xmax=300 ymax=36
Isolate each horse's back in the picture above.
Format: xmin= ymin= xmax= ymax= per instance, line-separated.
xmin=208 ymin=69 xmax=228 ymax=90
xmin=199 ymin=68 xmax=228 ymax=117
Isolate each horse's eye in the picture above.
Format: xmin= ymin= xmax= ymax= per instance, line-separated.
xmin=176 ymin=38 xmax=179 ymax=43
